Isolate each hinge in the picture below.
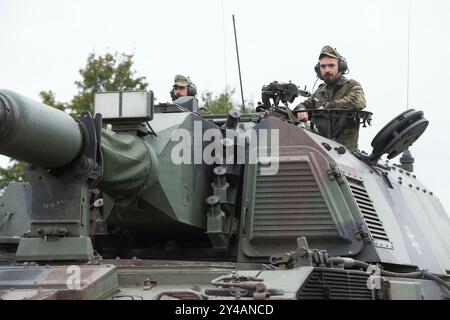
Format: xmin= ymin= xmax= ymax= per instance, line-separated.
xmin=328 ymin=163 xmax=345 ymax=184
xmin=354 ymin=224 xmax=369 ymax=241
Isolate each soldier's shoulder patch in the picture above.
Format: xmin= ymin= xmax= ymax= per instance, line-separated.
xmin=349 ymin=79 xmax=361 ymax=88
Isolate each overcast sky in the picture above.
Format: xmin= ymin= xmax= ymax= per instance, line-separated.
xmin=1 ymin=0 xmax=449 ymax=214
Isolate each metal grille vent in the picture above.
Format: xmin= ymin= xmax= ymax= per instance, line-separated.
xmin=347 ymin=178 xmax=391 ymax=245
xmin=297 ymin=268 xmax=373 ymax=300
xmin=251 ymin=161 xmax=339 ymax=240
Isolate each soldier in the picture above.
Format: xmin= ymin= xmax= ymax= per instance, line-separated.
xmin=170 ymin=74 xmax=196 ymax=101
xmin=170 ymin=74 xmax=210 ymax=115
xmin=294 ymin=46 xmax=366 ymax=150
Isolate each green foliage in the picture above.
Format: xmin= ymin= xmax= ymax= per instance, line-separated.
xmin=39 ymin=52 xmax=149 ymax=116
xmin=71 ymin=52 xmax=148 ymax=115
xmin=0 ymin=160 xmax=26 ymax=189
xmin=202 ymin=90 xmax=234 ymax=114
xmin=240 ymin=99 xmax=255 ymax=114
xmin=201 ymin=88 xmax=255 ymax=114
xmin=38 ymin=90 xmax=67 ymax=111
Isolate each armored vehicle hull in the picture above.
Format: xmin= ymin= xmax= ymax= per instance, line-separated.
xmin=0 ymin=89 xmax=449 ymax=300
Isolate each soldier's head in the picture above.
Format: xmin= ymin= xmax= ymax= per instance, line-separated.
xmin=170 ymin=74 xmax=197 ymax=101
xmin=315 ymin=46 xmax=348 ymax=84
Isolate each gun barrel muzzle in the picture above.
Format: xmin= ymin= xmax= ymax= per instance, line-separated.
xmin=0 ymin=89 xmax=83 ymax=168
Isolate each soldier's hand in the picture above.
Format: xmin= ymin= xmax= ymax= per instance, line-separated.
xmin=324 ymin=101 xmax=337 ymax=109
xmin=297 ymin=111 xmax=309 ymax=122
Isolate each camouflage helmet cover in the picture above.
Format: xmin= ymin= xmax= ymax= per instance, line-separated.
xmin=174 ymin=74 xmax=191 ymax=87
xmin=319 ymin=46 xmax=341 ymax=60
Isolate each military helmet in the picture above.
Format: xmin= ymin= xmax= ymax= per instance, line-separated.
xmin=319 ymin=45 xmax=341 ymax=60
xmin=173 ymin=74 xmax=191 ymax=87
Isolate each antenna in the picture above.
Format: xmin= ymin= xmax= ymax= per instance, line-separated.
xmin=221 ymin=0 xmax=228 ymax=108
xmin=232 ymin=14 xmax=245 ymax=110
xmin=400 ymin=0 xmax=415 ymax=172
xmin=406 ymin=0 xmax=412 ymax=109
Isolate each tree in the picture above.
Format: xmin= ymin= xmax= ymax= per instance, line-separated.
xmin=240 ymin=99 xmax=256 ymax=114
xmin=201 ymin=88 xmax=255 ymax=114
xmin=39 ymin=90 xmax=67 ymax=111
xmin=202 ymin=89 xmax=235 ymax=114
xmin=0 ymin=160 xmax=26 ymax=189
xmin=0 ymin=52 xmax=148 ymax=189
xmin=39 ymin=52 xmax=148 ymax=116
xmin=70 ymin=52 xmax=148 ymax=115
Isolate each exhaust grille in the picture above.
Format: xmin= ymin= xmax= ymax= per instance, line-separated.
xmin=297 ymin=268 xmax=373 ymax=300
xmin=251 ymin=161 xmax=339 ymax=240
xmin=347 ymin=178 xmax=391 ymax=246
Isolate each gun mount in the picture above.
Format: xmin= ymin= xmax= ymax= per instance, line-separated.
xmin=259 ymin=81 xmax=311 ymax=109
xmin=302 ymin=108 xmax=372 ymax=136
xmin=0 ymin=87 xmax=449 ymax=300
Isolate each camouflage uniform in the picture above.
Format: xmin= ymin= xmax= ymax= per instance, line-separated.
xmin=294 ymin=47 xmax=366 ymax=150
xmin=197 ymin=106 xmax=211 ymax=116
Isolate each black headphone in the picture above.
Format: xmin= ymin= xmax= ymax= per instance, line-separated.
xmin=186 ymin=80 xmax=197 ymax=96
xmin=314 ymin=55 xmax=348 ymax=80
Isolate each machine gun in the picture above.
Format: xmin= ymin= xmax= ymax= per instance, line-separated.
xmin=259 ymin=81 xmax=310 ymax=109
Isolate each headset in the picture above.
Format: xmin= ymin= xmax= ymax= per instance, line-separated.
xmin=314 ymin=55 xmax=348 ymax=80
xmin=170 ymin=78 xmax=197 ymax=101
xmin=186 ymin=80 xmax=197 ymax=96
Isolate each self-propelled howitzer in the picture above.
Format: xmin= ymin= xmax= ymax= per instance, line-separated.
xmin=0 ymin=87 xmax=449 ymax=300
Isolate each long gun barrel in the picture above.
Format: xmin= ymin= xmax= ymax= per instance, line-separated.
xmin=0 ymin=89 xmax=158 ymax=261
xmin=0 ymin=89 xmax=155 ymax=197
xmin=0 ymin=89 xmax=83 ymax=168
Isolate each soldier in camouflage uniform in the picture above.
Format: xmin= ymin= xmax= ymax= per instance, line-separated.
xmin=170 ymin=74 xmax=210 ymax=116
xmin=294 ymin=46 xmax=366 ymax=150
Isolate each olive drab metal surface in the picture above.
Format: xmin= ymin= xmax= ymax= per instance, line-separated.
xmin=0 ymin=87 xmax=449 ymax=300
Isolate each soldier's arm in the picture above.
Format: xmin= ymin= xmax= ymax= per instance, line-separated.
xmin=334 ymin=82 xmax=366 ymax=110
xmin=293 ymin=95 xmax=317 ymax=121
xmin=293 ymin=94 xmax=316 ymax=112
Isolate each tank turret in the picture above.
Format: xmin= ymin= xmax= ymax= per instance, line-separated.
xmin=0 ymin=88 xmax=243 ymax=261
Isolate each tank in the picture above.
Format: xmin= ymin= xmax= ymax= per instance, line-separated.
xmin=0 ymin=85 xmax=449 ymax=301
